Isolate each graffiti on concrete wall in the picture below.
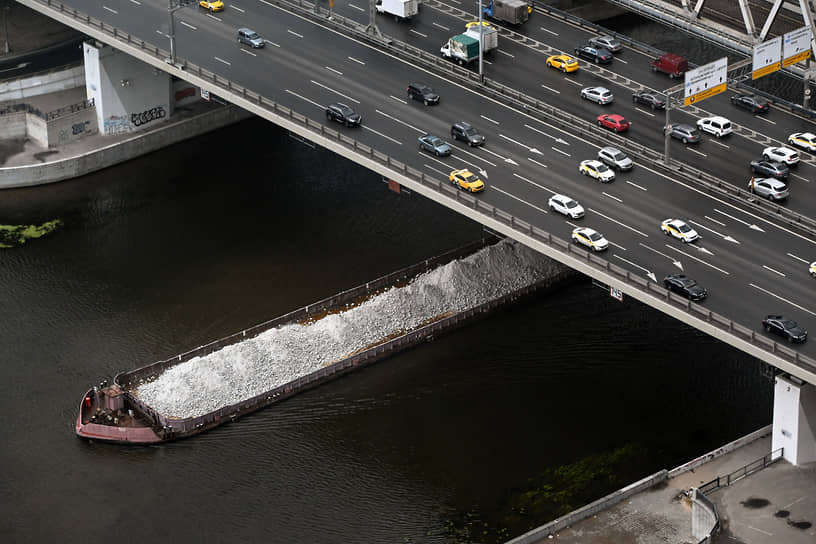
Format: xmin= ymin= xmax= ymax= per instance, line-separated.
xmin=104 ymin=115 xmax=131 ymax=136
xmin=131 ymin=106 xmax=166 ymax=127
xmin=72 ymin=120 xmax=91 ymax=136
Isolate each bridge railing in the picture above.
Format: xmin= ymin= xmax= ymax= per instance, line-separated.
xmin=26 ymin=0 xmax=816 ymax=377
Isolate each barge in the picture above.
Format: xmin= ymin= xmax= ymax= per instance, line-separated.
xmin=76 ymin=238 xmax=572 ymax=444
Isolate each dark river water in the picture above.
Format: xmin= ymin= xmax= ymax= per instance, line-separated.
xmin=0 ymin=117 xmax=772 ymax=543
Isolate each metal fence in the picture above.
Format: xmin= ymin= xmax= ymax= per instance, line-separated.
xmin=20 ymin=0 xmax=816 ymax=379
xmin=0 ymin=97 xmax=94 ymax=121
xmin=698 ymin=447 xmax=784 ymax=495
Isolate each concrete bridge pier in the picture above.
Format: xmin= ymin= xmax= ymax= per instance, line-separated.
xmin=772 ymin=374 xmax=816 ymax=465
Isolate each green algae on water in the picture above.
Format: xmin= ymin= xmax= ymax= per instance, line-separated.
xmin=0 ymin=220 xmax=62 ymax=248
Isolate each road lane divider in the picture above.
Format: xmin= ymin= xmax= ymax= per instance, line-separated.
xmin=665 ymin=245 xmax=730 ymax=275
xmin=750 ymin=283 xmax=816 ymax=316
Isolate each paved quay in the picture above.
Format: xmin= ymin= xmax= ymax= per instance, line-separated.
xmin=511 ymin=430 xmax=816 ymax=544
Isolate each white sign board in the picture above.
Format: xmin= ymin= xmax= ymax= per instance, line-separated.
xmin=783 ymin=26 xmax=812 ymax=67
xmin=684 ymin=57 xmax=728 ymax=106
xmin=752 ymin=36 xmax=782 ymax=79
xmin=200 ymin=88 xmax=211 ymax=101
xmin=610 ymin=286 xmax=623 ymax=302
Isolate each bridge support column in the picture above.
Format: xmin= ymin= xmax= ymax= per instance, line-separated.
xmin=772 ymin=374 xmax=816 ymax=466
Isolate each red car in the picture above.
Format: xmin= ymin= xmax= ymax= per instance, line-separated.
xmin=596 ymin=114 xmax=630 ymax=133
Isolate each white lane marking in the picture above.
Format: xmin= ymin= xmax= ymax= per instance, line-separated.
xmin=783 ymin=496 xmax=806 ymax=509
xmin=525 ymin=123 xmax=569 ymax=145
xmin=409 ymin=29 xmax=428 ymax=38
xmin=376 ymin=109 xmax=423 ymax=133
xmin=626 ymin=180 xmax=647 ymax=191
xmin=260 ymin=0 xmax=273 ymax=5
xmin=180 ymin=21 xmax=197 ymax=30
xmin=540 ymin=27 xmax=558 ymax=35
xmin=750 ymin=284 xmax=816 ymax=316
xmin=636 ymin=108 xmax=655 ymax=117
xmin=483 ymin=58 xmax=493 ymax=65
xmin=491 ymin=186 xmax=549 ymax=214
xmin=564 ymin=78 xmax=582 ymax=86
xmin=704 ymin=215 xmax=726 ymax=226
xmin=714 ymin=208 xmax=765 ymax=231
xmin=480 ymin=115 xmax=499 ymax=125
xmin=791 ymin=173 xmax=809 ymax=182
xmin=103 ymin=6 xmax=118 ymax=14
xmin=479 ymin=146 xmax=516 ymax=164
xmin=588 ymin=208 xmax=648 ymax=237
xmin=156 ymin=29 xmax=164 ymax=36
xmin=614 ymin=255 xmax=651 ymax=274
xmin=609 ymin=242 xmax=627 ymax=251
xmin=709 ymin=139 xmax=730 ymax=149
xmin=787 ymin=252 xmax=810 ymax=264
xmin=266 ymin=41 xmax=281 ymax=47
xmin=129 ymin=0 xmax=141 ymax=5
xmin=325 ymin=66 xmax=343 ymax=76
xmin=513 ymin=172 xmax=552 ymax=192
xmin=756 ymin=116 xmax=776 ymax=124
xmin=689 ymin=220 xmax=739 ymax=243
xmin=349 ymin=3 xmax=365 ymax=11
xmin=232 ymin=6 xmax=245 ymax=12
xmin=763 ymin=265 xmax=786 ymax=276
xmin=207 ymin=13 xmax=221 ymax=21
xmin=423 ymin=163 xmax=451 ymax=177
xmin=603 ymin=192 xmax=622 ymax=202
xmin=455 ymin=146 xmax=496 ymax=167
xmin=240 ymin=49 xmax=257 ymax=57
xmin=432 ymin=22 xmax=450 ymax=31
xmin=528 ymin=157 xmax=547 ymax=168
xmin=363 ymin=126 xmax=402 ymax=145
xmin=500 ymin=133 xmax=536 ymax=152
xmin=348 ymin=56 xmax=365 ymax=65
xmin=288 ymin=30 xmax=303 ymax=38
xmin=541 ymin=84 xmax=561 ymax=94
xmin=311 ymin=80 xmax=359 ymax=103
xmin=449 ymin=0 xmax=461 ymax=3
xmin=614 ymin=57 xmax=628 ymax=64
xmin=214 ymin=56 xmax=231 ymax=66
xmin=551 ymin=146 xmax=570 ymax=157
xmin=498 ymin=50 xmax=515 ymax=58
xmin=665 ymin=245 xmax=730 ymax=274
xmin=285 ymin=88 xmax=323 ymax=109
xmin=388 ymin=95 xmax=407 ymax=104
xmin=687 ymin=148 xmax=707 ymax=157
xmin=639 ymin=243 xmax=683 ymax=267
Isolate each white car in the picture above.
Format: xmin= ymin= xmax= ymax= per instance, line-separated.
xmin=762 ymin=146 xmax=799 ymax=166
xmin=548 ymin=194 xmax=585 ymax=219
xmin=580 ymin=86 xmax=614 ymax=105
xmin=788 ymin=132 xmax=816 ymax=152
xmin=696 ymin=116 xmax=732 ymax=138
xmin=579 ymin=159 xmax=615 ymax=182
xmin=572 ymin=227 xmax=609 ymax=251
xmin=661 ymin=219 xmax=700 ymax=243
xmin=810 ymin=261 xmax=816 ymax=278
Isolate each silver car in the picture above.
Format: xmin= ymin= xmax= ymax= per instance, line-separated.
xmin=749 ymin=177 xmax=789 ymax=201
xmin=238 ymin=28 xmax=265 ymax=48
xmin=581 ymin=86 xmax=613 ymax=105
xmin=598 ymin=146 xmax=633 ymax=171
xmin=588 ymin=35 xmax=622 ymax=53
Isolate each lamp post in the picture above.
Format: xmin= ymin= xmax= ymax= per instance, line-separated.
xmin=478 ymin=0 xmax=484 ymax=83
xmin=167 ymin=0 xmax=189 ymax=66
xmin=2 ymin=2 xmax=10 ymax=55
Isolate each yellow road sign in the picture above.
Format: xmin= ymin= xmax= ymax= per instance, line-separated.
xmin=683 ymin=82 xmax=727 ymax=106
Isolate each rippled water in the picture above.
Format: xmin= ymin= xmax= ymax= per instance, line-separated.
xmin=0 ymin=115 xmax=772 ymax=543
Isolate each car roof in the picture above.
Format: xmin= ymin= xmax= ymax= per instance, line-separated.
xmin=758 ymin=177 xmax=786 ymax=187
xmin=600 ymin=146 xmax=622 ymax=153
xmin=702 ymin=115 xmax=730 ymax=122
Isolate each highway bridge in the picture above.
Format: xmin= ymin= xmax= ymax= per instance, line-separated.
xmin=14 ymin=0 xmax=816 ymax=455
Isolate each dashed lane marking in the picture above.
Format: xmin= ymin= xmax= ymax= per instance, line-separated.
xmin=491 ymin=186 xmax=549 ymax=214
xmin=750 ymin=283 xmax=815 ymax=316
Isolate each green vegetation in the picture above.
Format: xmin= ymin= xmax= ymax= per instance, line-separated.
xmin=0 ymin=220 xmax=62 ymax=248
xmin=444 ymin=442 xmax=654 ymax=543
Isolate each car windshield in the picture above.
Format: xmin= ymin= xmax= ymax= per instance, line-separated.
xmin=462 ymin=172 xmax=474 ymax=181
xmin=463 ymin=128 xmax=477 ymax=136
xmin=782 ymin=320 xmax=797 ymax=329
xmin=678 ymin=223 xmax=691 ymax=233
xmin=611 ymin=151 xmax=625 ymax=160
xmin=597 ymin=164 xmax=610 ymax=172
xmin=681 ymin=279 xmax=697 ymax=287
xmin=337 ymin=105 xmax=353 ymax=115
xmin=247 ymin=32 xmax=260 ymax=39
xmin=565 ymin=200 xmax=577 ymax=208
xmin=589 ymin=232 xmax=602 ymax=241
xmin=429 ymin=137 xmax=442 ymax=146
xmin=600 ymin=91 xmax=611 ymax=97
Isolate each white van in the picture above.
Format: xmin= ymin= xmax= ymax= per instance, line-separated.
xmin=696 ymin=116 xmax=732 ymax=138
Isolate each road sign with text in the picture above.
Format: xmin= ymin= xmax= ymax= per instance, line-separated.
xmin=752 ymin=36 xmax=782 ymax=79
xmin=684 ymin=57 xmax=727 ymax=106
xmin=783 ymin=26 xmax=812 ymax=67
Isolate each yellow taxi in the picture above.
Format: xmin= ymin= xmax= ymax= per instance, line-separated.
xmin=449 ymin=169 xmax=485 ymax=193
xmin=199 ymin=0 xmax=224 ymax=12
xmin=788 ymin=132 xmax=816 ymax=152
xmin=546 ymin=54 xmax=579 ymax=73
xmin=810 ymin=261 xmax=816 ymax=278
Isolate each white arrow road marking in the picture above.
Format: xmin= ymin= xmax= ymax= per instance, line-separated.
xmin=665 ymin=245 xmax=730 ymax=274
xmin=791 ymin=173 xmax=810 ymax=182
xmin=587 ymin=208 xmax=648 ymax=237
xmin=513 ymin=172 xmax=553 ymax=192
xmin=524 ymin=123 xmax=569 ymax=145
xmin=479 ymin=169 xmax=488 ymax=179
xmin=689 ymin=221 xmax=740 ymax=244
xmin=750 ymin=284 xmax=816 ymax=316
xmin=491 ymin=186 xmax=549 ymax=214
xmin=763 ymin=265 xmax=786 ymax=277
xmin=478 ymin=146 xmax=518 ymax=165
xmin=362 ymin=126 xmax=402 ymax=145
xmin=714 ymin=208 xmax=765 ymax=231
xmin=311 ymin=80 xmax=359 ymax=103
xmin=455 ymin=146 xmax=496 ymax=167
xmin=639 ymin=243 xmax=683 ymax=270
xmin=376 ymin=109 xmax=422 ymax=133
xmin=528 ymin=158 xmax=547 ymax=168
xmin=787 ymin=252 xmax=810 ymax=264
xmin=500 ymin=134 xmax=542 ymax=154
xmin=614 ymin=255 xmax=655 ymax=282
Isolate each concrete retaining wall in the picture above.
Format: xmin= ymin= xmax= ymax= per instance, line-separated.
xmin=46 ymin=106 xmax=98 ymax=147
xmin=0 ymin=104 xmax=252 ymax=188
xmin=506 ymin=470 xmax=669 ymax=544
xmin=0 ymin=65 xmax=85 ymax=101
xmin=4 ymin=112 xmax=28 ymax=139
xmin=27 ymin=113 xmax=48 ymax=147
xmin=668 ymin=424 xmax=773 ymax=478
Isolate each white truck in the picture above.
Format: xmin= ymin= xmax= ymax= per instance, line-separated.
xmin=375 ymin=0 xmax=418 ymax=21
xmin=464 ymin=22 xmax=498 ymax=54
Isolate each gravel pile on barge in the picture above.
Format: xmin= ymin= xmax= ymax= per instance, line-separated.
xmin=136 ymin=240 xmax=557 ymax=419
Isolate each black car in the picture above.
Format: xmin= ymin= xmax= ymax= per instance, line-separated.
xmin=750 ymin=159 xmax=789 ymax=179
xmin=407 ymin=82 xmax=439 ymax=105
xmin=664 ymin=274 xmax=707 ymax=301
xmin=450 ymin=121 xmax=485 ymax=147
xmin=762 ymin=315 xmax=808 ymax=343
xmin=731 ymin=94 xmax=770 ymax=113
xmin=574 ymin=45 xmax=613 ymax=64
xmin=325 ymin=103 xmax=361 ymax=127
xmin=632 ymin=91 xmax=665 ymax=110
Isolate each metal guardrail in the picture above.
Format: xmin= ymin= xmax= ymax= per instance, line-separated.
xmin=693 ymin=489 xmax=720 ymax=544
xmin=0 ymin=96 xmax=93 ymax=120
xmin=698 ymin=447 xmax=784 ymax=494
xmin=23 ymin=0 xmax=816 ymax=379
